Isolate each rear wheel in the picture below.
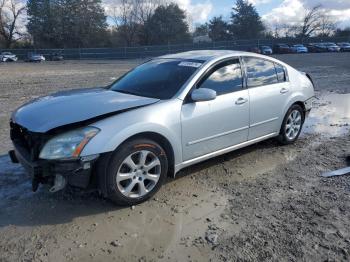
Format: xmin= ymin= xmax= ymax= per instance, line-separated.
xmin=278 ymin=104 xmax=304 ymax=145
xmin=105 ymin=138 xmax=168 ymax=206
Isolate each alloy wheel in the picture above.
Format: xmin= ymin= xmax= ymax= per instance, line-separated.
xmin=116 ymin=150 xmax=161 ymax=198
xmin=285 ymin=109 xmax=302 ymax=140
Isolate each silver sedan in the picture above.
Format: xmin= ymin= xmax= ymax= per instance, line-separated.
xmin=9 ymin=50 xmax=315 ymax=205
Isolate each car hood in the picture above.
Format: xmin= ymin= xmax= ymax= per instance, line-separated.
xmin=12 ymin=88 xmax=160 ymax=133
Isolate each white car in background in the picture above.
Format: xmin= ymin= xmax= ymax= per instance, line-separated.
xmin=9 ymin=50 xmax=315 ymax=206
xmin=291 ymin=44 xmax=308 ymax=53
xmin=25 ymin=52 xmax=46 ymax=62
xmin=0 ymin=52 xmax=18 ymax=62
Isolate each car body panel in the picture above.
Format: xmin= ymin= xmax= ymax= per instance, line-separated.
xmin=12 ymin=88 xmax=160 ymax=133
xmin=82 ymin=99 xmax=183 ymax=166
xmin=181 ymin=89 xmax=249 ymax=161
xmin=247 ymin=81 xmax=290 ymax=140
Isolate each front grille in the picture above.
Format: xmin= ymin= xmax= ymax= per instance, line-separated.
xmin=10 ymin=121 xmax=43 ymax=161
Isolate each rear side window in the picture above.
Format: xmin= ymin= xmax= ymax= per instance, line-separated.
xmin=243 ymin=57 xmax=278 ymax=87
xmin=275 ymin=63 xmax=286 ymax=82
xmin=198 ymin=59 xmax=243 ymax=95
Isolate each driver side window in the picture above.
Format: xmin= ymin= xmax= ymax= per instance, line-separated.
xmin=198 ymin=59 xmax=243 ymax=96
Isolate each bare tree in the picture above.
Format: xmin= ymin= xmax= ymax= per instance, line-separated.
xmin=318 ymin=12 xmax=337 ymax=37
xmin=0 ymin=0 xmax=25 ymax=48
xmin=297 ymin=5 xmax=323 ymax=38
xmin=109 ymin=0 xmax=164 ymax=46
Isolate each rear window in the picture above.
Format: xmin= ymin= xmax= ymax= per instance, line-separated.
xmin=243 ymin=57 xmax=278 ymax=87
xmin=110 ymin=59 xmax=202 ymax=99
xmin=275 ymin=63 xmax=287 ymax=82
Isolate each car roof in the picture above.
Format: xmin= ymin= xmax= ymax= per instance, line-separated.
xmin=159 ymin=50 xmax=253 ymax=62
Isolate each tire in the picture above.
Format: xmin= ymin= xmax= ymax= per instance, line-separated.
xmin=104 ymin=138 xmax=168 ymax=206
xmin=278 ymin=104 xmax=305 ymax=145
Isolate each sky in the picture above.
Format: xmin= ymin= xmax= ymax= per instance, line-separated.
xmin=172 ymin=0 xmax=350 ymax=29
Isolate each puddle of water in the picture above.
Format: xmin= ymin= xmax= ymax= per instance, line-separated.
xmin=0 ymin=155 xmax=32 ymax=206
xmin=303 ymin=93 xmax=350 ymax=136
xmin=0 ymin=153 xmax=229 ymax=261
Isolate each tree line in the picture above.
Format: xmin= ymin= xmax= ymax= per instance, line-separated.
xmin=0 ymin=0 xmax=349 ymax=49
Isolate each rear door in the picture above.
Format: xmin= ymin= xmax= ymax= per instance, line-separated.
xmin=242 ymin=57 xmax=290 ymax=140
xmin=181 ymin=58 xmax=249 ymax=161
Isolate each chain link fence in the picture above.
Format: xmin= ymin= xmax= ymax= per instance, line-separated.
xmin=2 ymin=36 xmax=350 ymax=60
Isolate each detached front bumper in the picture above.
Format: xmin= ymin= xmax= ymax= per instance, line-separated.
xmin=9 ymin=144 xmax=99 ymax=191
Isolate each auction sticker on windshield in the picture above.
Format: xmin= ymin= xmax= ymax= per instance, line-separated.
xmin=178 ymin=61 xmax=202 ymax=68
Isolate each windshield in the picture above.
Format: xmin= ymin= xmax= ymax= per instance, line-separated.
xmin=110 ymin=59 xmax=202 ymax=99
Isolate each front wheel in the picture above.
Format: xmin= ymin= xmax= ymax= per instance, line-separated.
xmin=104 ymin=138 xmax=168 ymax=206
xmin=278 ymin=104 xmax=305 ymax=145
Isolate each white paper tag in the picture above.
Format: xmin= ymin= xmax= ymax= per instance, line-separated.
xmin=178 ymin=61 xmax=202 ymax=68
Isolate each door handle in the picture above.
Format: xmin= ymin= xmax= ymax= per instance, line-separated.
xmin=235 ymin=97 xmax=248 ymax=105
xmin=280 ymin=88 xmax=289 ymax=94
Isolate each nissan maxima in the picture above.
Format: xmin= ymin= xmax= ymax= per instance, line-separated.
xmin=9 ymin=50 xmax=315 ymax=205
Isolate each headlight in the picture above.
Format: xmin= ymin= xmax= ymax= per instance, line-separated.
xmin=39 ymin=127 xmax=100 ymax=160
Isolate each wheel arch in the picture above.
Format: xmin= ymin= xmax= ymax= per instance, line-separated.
xmin=292 ymin=101 xmax=306 ymax=115
xmin=117 ymin=132 xmax=175 ymax=177
xmin=95 ymin=131 xmax=176 ymax=198
xmin=279 ymin=97 xmax=307 ymax=135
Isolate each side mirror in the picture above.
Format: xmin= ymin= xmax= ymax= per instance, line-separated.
xmin=191 ymin=88 xmax=217 ymax=102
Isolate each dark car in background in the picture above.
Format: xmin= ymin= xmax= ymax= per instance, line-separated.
xmin=48 ymin=52 xmax=64 ymax=61
xmin=260 ymin=45 xmax=273 ymax=55
xmin=25 ymin=52 xmax=46 ymax=62
xmin=324 ymin=43 xmax=340 ymax=52
xmin=248 ymin=46 xmax=261 ymax=54
xmin=337 ymin=42 xmax=350 ymax=52
xmin=307 ymin=43 xmax=328 ymax=53
xmin=273 ymin=44 xmax=292 ymax=54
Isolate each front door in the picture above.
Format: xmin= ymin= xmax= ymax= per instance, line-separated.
xmin=181 ymin=59 xmax=250 ymax=161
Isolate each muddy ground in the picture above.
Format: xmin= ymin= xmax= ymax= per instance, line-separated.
xmin=0 ymin=53 xmax=349 ymax=261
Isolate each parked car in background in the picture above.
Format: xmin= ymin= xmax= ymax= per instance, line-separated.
xmin=291 ymin=44 xmax=308 ymax=53
xmin=0 ymin=52 xmax=18 ymax=62
xmin=48 ymin=52 xmax=64 ymax=61
xmin=260 ymin=46 xmax=273 ymax=55
xmin=273 ymin=44 xmax=292 ymax=54
xmin=337 ymin=42 xmax=350 ymax=52
xmin=25 ymin=52 xmax=46 ymax=62
xmin=9 ymin=50 xmax=315 ymax=205
xmin=307 ymin=43 xmax=328 ymax=53
xmin=248 ymin=46 xmax=261 ymax=54
xmin=324 ymin=43 xmax=340 ymax=52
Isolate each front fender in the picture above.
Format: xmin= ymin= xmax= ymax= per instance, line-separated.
xmin=81 ymin=100 xmax=183 ymax=166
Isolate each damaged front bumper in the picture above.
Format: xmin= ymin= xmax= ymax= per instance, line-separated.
xmin=9 ymin=144 xmax=99 ymax=192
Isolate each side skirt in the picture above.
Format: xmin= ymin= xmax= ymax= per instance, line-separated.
xmin=174 ymin=132 xmax=278 ymax=175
